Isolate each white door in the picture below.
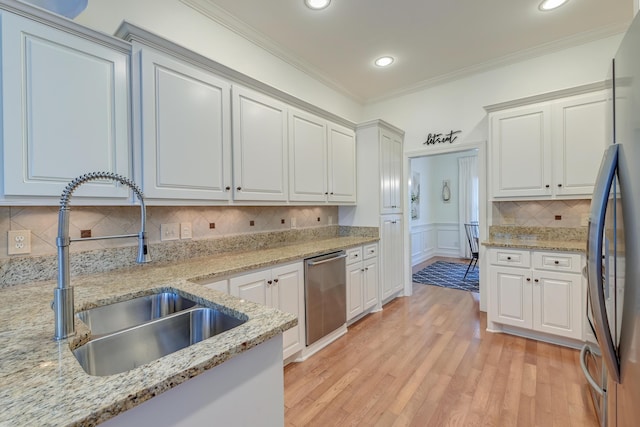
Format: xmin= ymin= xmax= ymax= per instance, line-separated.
xmin=2 ymin=13 xmax=130 ymax=198
xmin=363 ymin=257 xmax=379 ymax=310
xmin=288 ymin=109 xmax=327 ymax=202
xmin=381 ymin=215 xmax=404 ymax=300
xmin=489 ymin=266 xmax=532 ymax=329
xmin=139 ymin=48 xmax=231 ymax=200
xmin=230 ymin=270 xmax=271 ymax=306
xmin=490 ymin=104 xmax=552 ymax=198
xmin=552 ymin=91 xmax=607 ymax=197
xmin=532 ymin=271 xmax=582 ymax=339
xmin=328 ymin=124 xmax=357 ymax=203
xmin=346 ymin=262 xmax=364 ymax=320
xmin=232 ymin=86 xmax=288 ymax=201
xmin=272 ymin=263 xmax=304 ymax=359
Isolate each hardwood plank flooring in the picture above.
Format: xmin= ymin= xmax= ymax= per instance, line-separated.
xmin=284 ymin=271 xmax=597 ymax=426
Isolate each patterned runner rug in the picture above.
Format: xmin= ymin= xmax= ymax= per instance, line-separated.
xmin=412 ymin=261 xmax=479 ymax=293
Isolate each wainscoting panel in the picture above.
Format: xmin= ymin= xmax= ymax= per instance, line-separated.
xmin=411 ymin=222 xmax=460 ymax=266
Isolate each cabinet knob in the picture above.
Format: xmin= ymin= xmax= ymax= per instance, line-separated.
xmin=507 ymin=256 xmax=512 ymax=260
xmin=330 ymin=192 xmax=334 ymax=195
xmin=557 ymin=184 xmax=562 ymax=187
xmin=365 ymin=267 xmax=369 ymax=271
xmin=237 ymin=186 xmax=242 ymax=191
xmin=325 ymin=192 xmax=328 ymax=195
xmin=534 ymin=279 xmax=539 ymax=283
xmin=273 ymin=278 xmax=279 ymax=283
xmin=526 ymin=278 xmax=531 ymax=282
xmin=354 ymin=254 xmax=358 ymax=257
xmin=267 ymin=280 xmax=272 ymax=285
xmin=545 ymin=184 xmax=550 ymax=188
xmin=554 ymin=260 xmax=559 ymax=265
xmin=225 ymin=186 xmax=231 ymax=191
xmin=361 ymin=268 xmax=365 ymax=272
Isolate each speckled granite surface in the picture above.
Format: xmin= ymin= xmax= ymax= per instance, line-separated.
xmin=0 ymin=234 xmax=377 ymax=426
xmin=482 ymin=226 xmax=587 ymax=252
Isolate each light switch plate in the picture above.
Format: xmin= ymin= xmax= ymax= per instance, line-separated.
xmin=180 ymin=222 xmax=192 ymax=239
xmin=161 ymin=223 xmax=180 ymax=241
xmin=8 ymin=230 xmax=31 ymax=255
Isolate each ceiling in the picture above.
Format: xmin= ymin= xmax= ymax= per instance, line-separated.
xmin=181 ymin=0 xmax=633 ymax=103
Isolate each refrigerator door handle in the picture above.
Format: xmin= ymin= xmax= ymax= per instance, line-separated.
xmin=587 ymin=143 xmax=621 ymax=383
xmin=580 ymin=344 xmax=605 ymax=396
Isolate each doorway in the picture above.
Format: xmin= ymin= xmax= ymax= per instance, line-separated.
xmin=404 ymin=141 xmax=487 ymax=311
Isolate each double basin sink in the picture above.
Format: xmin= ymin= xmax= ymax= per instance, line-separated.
xmin=72 ymin=292 xmax=245 ymax=376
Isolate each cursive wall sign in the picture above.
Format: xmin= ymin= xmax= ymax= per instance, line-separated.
xmin=423 ymin=130 xmax=462 ymax=145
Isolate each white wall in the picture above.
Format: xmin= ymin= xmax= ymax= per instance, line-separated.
xmin=75 ymin=0 xmax=363 ymax=123
xmin=362 ymin=34 xmax=623 ymax=152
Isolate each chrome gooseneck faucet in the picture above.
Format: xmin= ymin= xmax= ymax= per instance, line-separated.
xmin=53 ymin=172 xmax=151 ymax=340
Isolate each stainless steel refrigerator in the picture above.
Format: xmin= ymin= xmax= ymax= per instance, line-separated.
xmin=583 ymin=11 xmax=640 ymax=427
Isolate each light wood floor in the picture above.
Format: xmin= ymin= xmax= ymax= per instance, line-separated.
xmin=283 ymin=263 xmax=597 ymax=426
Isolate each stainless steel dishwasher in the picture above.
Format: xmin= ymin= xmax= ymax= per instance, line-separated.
xmin=304 ymin=250 xmax=347 ymax=346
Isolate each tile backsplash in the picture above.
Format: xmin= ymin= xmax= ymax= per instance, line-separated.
xmin=0 ymin=205 xmax=338 ymax=259
xmin=492 ymin=199 xmax=590 ymax=228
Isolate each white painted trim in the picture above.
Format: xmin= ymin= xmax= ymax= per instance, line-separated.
xmin=405 ymin=140 xmax=488 ymax=312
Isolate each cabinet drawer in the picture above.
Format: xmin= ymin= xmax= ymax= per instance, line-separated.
xmin=363 ymin=243 xmax=378 ymax=259
xmin=489 ymin=249 xmax=531 ymax=268
xmin=533 ymin=251 xmax=582 ymax=273
xmin=346 ymin=247 xmax=363 ymax=265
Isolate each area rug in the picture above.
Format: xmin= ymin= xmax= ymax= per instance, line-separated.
xmin=412 ymin=261 xmax=479 ymax=293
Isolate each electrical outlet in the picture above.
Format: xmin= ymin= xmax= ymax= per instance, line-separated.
xmin=8 ymin=230 xmax=31 ymax=255
xmin=581 ymin=213 xmax=590 ymax=227
xmin=180 ymin=222 xmax=192 ymax=239
xmin=161 ymin=223 xmax=180 ymax=241
xmin=291 ymin=218 xmax=297 ymax=229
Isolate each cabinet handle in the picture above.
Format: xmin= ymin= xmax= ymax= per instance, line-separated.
xmin=225 ymin=186 xmax=231 ymax=191
xmin=545 ymin=184 xmax=550 ymax=188
xmin=526 ymin=278 xmax=531 ymax=282
xmin=273 ymin=278 xmax=279 ymax=283
xmin=237 ymin=186 xmax=242 ymax=191
xmin=267 ymin=280 xmax=272 ymax=285
xmin=324 ymin=192 xmax=328 ymax=195
xmin=534 ymin=279 xmax=539 ymax=283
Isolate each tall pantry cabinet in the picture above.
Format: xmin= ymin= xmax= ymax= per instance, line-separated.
xmin=340 ymin=120 xmax=406 ymax=304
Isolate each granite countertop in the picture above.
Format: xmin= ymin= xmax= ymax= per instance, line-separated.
xmin=0 ymin=235 xmax=377 ymax=426
xmin=481 ymin=226 xmax=587 ymax=253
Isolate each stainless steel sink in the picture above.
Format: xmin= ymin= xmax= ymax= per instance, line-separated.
xmin=73 ymin=307 xmax=245 ymax=376
xmin=77 ymin=292 xmax=198 ymax=336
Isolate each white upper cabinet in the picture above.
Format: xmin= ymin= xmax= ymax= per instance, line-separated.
xmin=551 ymin=91 xmax=607 ymax=197
xmin=136 ymin=47 xmax=232 ymax=201
xmin=490 ymin=104 xmax=552 ymax=198
xmin=327 ymin=123 xmax=357 ymax=203
xmin=288 ymin=109 xmax=356 ymax=204
xmin=380 ymin=127 xmax=403 ymax=213
xmin=1 ymin=11 xmax=131 ymax=200
xmin=288 ymin=109 xmax=328 ymax=202
xmin=232 ymin=85 xmax=288 ymax=201
xmin=489 ymin=88 xmax=608 ymax=200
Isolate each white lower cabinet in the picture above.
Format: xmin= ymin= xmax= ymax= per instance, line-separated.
xmin=346 ymin=244 xmax=379 ymax=321
xmin=381 ymin=215 xmax=404 ymax=301
xmin=488 ymin=248 xmax=583 ymax=340
xmin=229 ymin=262 xmax=304 ymax=359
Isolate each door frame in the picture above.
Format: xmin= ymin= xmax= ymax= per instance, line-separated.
xmin=403 ymin=140 xmax=488 ymax=312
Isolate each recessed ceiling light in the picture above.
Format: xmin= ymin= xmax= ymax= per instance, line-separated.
xmin=304 ymin=0 xmax=331 ymax=10
xmin=539 ymin=0 xmax=568 ymax=11
xmin=374 ymin=56 xmax=395 ymax=67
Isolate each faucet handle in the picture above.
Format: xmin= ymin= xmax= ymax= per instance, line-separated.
xmin=137 ymin=232 xmax=151 ymax=263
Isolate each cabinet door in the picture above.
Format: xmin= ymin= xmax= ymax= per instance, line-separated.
xmin=381 ymin=215 xmax=404 ymax=300
xmin=363 ymin=257 xmax=379 ymax=311
xmin=232 ymin=86 xmax=288 ymax=201
xmin=328 ymin=123 xmax=357 ymax=203
xmin=139 ymin=48 xmax=231 ymax=200
xmin=552 ymin=91 xmax=607 ymax=197
xmin=346 ymin=262 xmax=364 ymax=321
xmin=380 ymin=129 xmax=403 ymax=213
xmin=230 ymin=270 xmax=271 ymax=306
xmin=288 ymin=109 xmax=327 ymax=202
xmin=2 ymin=13 xmax=130 ymax=198
xmin=490 ymin=104 xmax=552 ymax=198
xmin=271 ymin=263 xmax=304 ymax=359
xmin=532 ymin=271 xmax=582 ymax=340
xmin=488 ymin=265 xmax=532 ymax=329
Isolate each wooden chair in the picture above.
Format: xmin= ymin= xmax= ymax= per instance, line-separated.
xmin=464 ymin=223 xmax=479 ymax=279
